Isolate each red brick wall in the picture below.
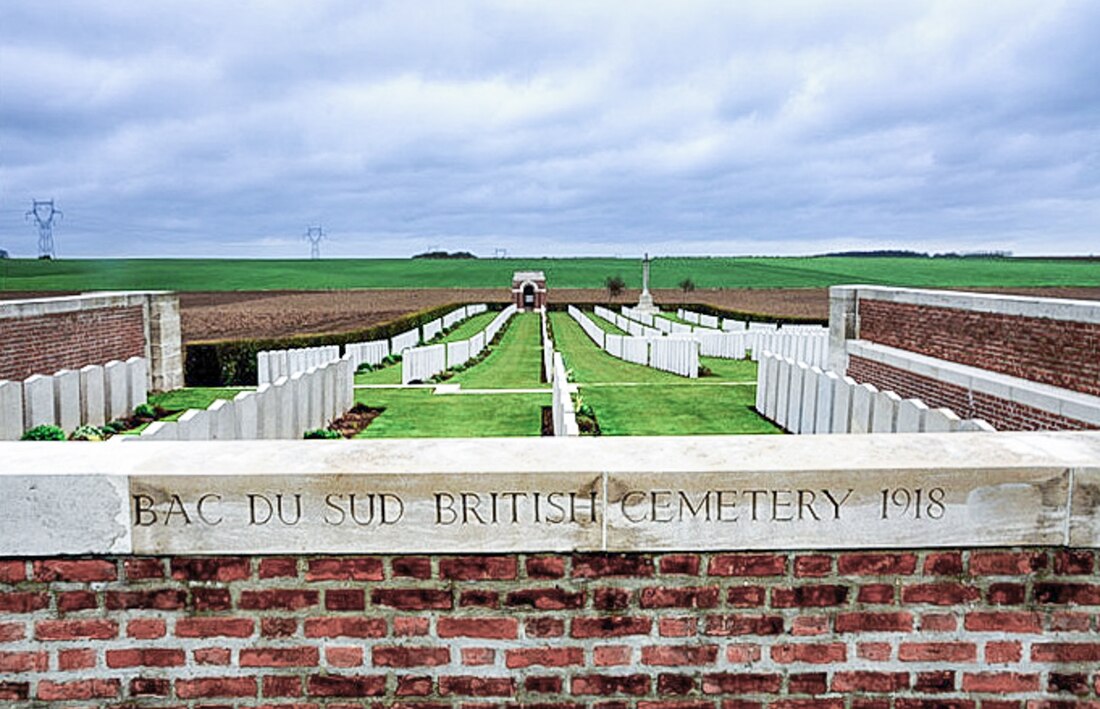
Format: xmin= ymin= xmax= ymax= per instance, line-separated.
xmin=0 ymin=306 xmax=145 ymax=381
xmin=857 ymin=300 xmax=1100 ymax=397
xmin=2 ymin=550 xmax=1098 ymax=705
xmin=847 ymin=356 xmax=1095 ymax=431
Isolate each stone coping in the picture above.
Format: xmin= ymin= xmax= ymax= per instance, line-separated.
xmin=830 ymin=284 xmax=1100 ymax=323
xmin=1 ymin=433 xmax=1098 ymax=556
xmin=847 ymin=339 xmax=1100 ymax=426
xmin=0 ymin=290 xmax=171 ymax=319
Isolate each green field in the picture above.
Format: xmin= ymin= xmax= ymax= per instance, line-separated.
xmin=2 ymin=256 xmax=1097 ymax=291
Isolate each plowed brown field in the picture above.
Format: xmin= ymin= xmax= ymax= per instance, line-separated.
xmin=177 ymin=286 xmax=1100 ymax=343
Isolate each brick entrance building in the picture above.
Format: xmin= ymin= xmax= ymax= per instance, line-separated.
xmin=511 ymin=271 xmax=547 ymax=310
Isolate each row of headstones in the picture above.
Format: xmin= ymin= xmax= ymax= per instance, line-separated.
xmin=541 ymin=310 xmax=555 ymax=385
xmin=257 ymin=304 xmax=491 ymax=378
xmin=0 ymin=357 xmax=147 ymax=440
xmin=140 ymin=357 xmax=355 ymax=440
xmin=749 ymin=331 xmax=830 ymax=369
xmin=755 ymin=352 xmax=996 ymax=434
xmin=401 ymin=306 xmax=517 ymax=385
xmin=551 ymin=351 xmax=579 ymax=436
xmin=257 ymin=346 xmax=341 ymax=385
xmin=616 ymin=306 xmax=824 ymax=365
xmin=569 ymin=307 xmax=699 ymax=378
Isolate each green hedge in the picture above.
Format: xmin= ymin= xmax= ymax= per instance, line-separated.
xmin=184 ymin=302 xmax=503 ymax=387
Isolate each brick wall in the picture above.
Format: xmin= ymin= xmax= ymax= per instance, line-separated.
xmin=847 ymin=356 xmax=1096 ymax=431
xmin=2 ymin=550 xmax=1098 ymax=706
xmin=0 ymin=306 xmax=145 ymax=382
xmin=857 ymin=300 xmax=1100 ymax=398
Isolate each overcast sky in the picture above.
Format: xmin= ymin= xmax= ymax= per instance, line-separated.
xmin=1 ymin=1 xmax=1098 ymax=258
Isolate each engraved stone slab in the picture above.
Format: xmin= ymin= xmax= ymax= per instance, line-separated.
xmin=0 ymin=475 xmax=131 ymax=555
xmin=130 ymin=472 xmax=602 ymax=554
xmin=605 ymin=467 xmax=1071 ymax=551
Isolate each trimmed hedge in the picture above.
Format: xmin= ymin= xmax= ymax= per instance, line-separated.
xmin=184 ymin=302 xmax=505 ymax=387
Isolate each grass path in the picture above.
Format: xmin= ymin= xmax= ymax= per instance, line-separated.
xmin=452 ymin=312 xmax=545 ymax=389
xmin=437 ymin=311 xmax=496 ymax=342
xmin=354 ymin=389 xmax=547 ymax=437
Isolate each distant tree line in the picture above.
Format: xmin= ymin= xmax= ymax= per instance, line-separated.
xmin=412 ymin=250 xmax=477 ymax=260
xmin=816 ymin=249 xmax=1013 ymax=259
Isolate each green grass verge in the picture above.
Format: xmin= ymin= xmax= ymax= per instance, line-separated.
xmin=149 ymin=387 xmax=250 ymax=417
xmin=550 ymin=312 xmax=692 ymax=384
xmin=355 ymin=365 xmax=403 ymax=385
xmin=451 ymin=312 xmax=546 ymax=389
xmin=2 ymin=256 xmax=1098 ymax=291
xmin=580 ymin=384 xmax=780 ymax=436
xmin=436 ymin=311 xmax=497 ymax=342
xmin=354 ymin=389 xmax=549 ymax=438
xmin=587 ymin=311 xmax=628 ymax=335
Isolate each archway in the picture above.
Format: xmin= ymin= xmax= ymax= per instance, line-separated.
xmin=522 ymin=283 xmax=535 ymax=310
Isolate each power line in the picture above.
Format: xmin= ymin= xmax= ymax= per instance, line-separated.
xmin=26 ymin=199 xmax=62 ymax=259
xmin=304 ymin=225 xmax=325 ymax=259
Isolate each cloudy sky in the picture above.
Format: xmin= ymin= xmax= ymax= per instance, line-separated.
xmin=1 ymin=1 xmax=1098 ymax=258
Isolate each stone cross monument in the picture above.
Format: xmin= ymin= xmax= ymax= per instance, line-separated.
xmin=635 ymin=252 xmax=658 ymax=314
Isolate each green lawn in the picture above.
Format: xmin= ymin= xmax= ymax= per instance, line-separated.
xmin=581 ymin=385 xmax=780 ymax=436
xmin=354 ymin=389 xmax=548 ymax=437
xmin=437 ymin=311 xmax=496 ymax=342
xmin=150 ymin=387 xmax=249 ymax=416
xmin=2 ymin=256 xmax=1098 ymax=291
xmin=550 ymin=312 xmax=694 ymax=384
xmin=588 ymin=311 xmax=628 ymax=335
xmin=451 ymin=312 xmax=546 ymax=389
xmin=355 ymin=364 xmax=402 ymax=385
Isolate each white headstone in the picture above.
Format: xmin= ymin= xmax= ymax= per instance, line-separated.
xmin=850 ymin=383 xmax=878 ymax=434
xmin=786 ymin=363 xmax=807 ymax=434
xmin=896 ymin=399 xmax=929 ymax=433
xmin=309 ymin=369 xmax=324 ymax=429
xmin=278 ymin=376 xmax=297 ymax=438
xmin=257 ymin=352 xmax=270 ymax=386
xmin=142 ymin=421 xmax=178 ymax=440
xmin=79 ymin=365 xmax=106 ymax=427
xmin=799 ymin=367 xmax=821 ymax=434
xmin=177 ymin=409 xmax=210 ymax=440
xmin=23 ymin=374 xmax=56 ymax=430
xmin=255 ymin=384 xmax=276 ymax=439
xmin=208 ymin=399 xmax=236 ymax=439
xmin=103 ymin=360 xmax=129 ymax=422
xmin=125 ymin=357 xmax=148 ymax=411
xmin=51 ymin=369 xmax=81 ymax=433
xmin=234 ymin=391 xmax=258 ymax=439
xmin=830 ymin=376 xmax=858 ymax=434
xmin=871 ymin=391 xmax=902 ymax=433
xmin=774 ymin=358 xmax=792 ymax=429
xmin=814 ymin=371 xmax=839 ymax=434
xmin=960 ymin=419 xmax=996 ymax=432
xmin=924 ymin=407 xmax=962 ymax=433
xmin=0 ymin=380 xmax=24 ymax=440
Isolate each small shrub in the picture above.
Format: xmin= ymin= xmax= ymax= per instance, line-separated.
xmin=356 ymin=362 xmax=377 ymax=374
xmin=21 ymin=424 xmax=66 ymax=441
xmin=69 ymin=425 xmax=106 ymax=441
xmin=303 ymin=428 xmax=342 ymax=440
xmin=698 ymin=365 xmax=714 ymax=377
xmin=133 ymin=403 xmax=157 ymax=419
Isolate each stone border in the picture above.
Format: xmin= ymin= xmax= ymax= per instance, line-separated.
xmin=847 ymin=340 xmax=1100 ymax=427
xmin=1 ymin=432 xmax=1098 ymax=556
xmin=833 ymin=284 xmax=1100 ymax=324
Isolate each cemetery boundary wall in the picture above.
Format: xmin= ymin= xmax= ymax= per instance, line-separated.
xmin=829 ymin=286 xmax=1100 ymax=431
xmin=2 ymin=433 xmax=1100 ymax=705
xmin=0 ymin=291 xmax=182 ymax=391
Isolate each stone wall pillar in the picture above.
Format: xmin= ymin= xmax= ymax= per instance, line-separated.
xmin=146 ymin=292 xmax=183 ymax=392
xmin=828 ymin=285 xmax=859 ymax=374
